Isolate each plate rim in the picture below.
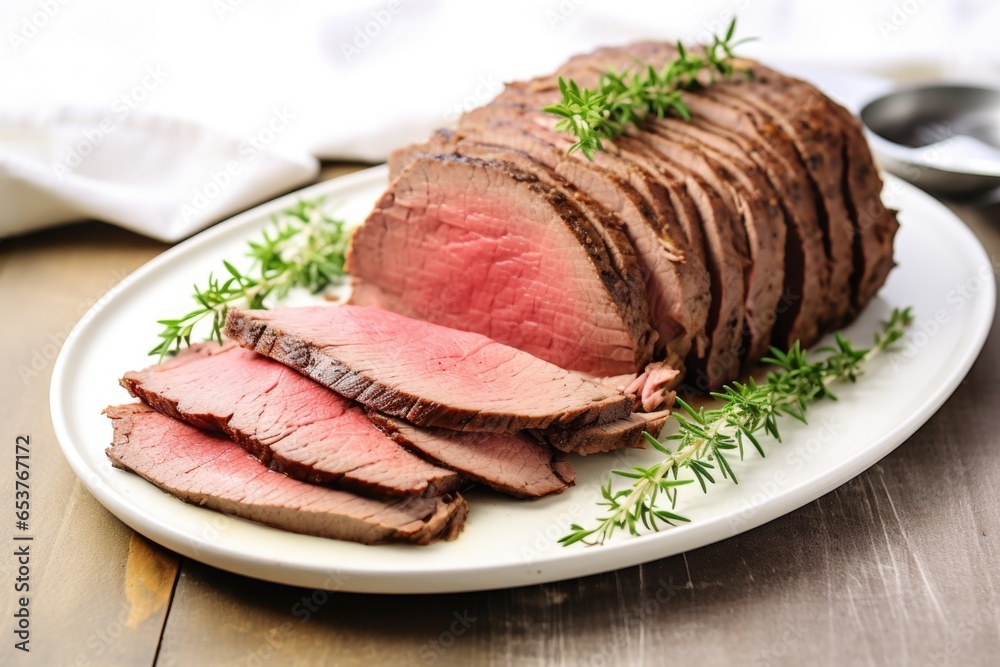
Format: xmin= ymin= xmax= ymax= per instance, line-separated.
xmin=50 ymin=167 xmax=996 ymax=594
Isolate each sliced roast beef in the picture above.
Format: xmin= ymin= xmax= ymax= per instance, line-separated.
xmin=536 ymin=409 xmax=672 ymax=455
xmin=121 ymin=343 xmax=461 ymax=498
xmin=392 ymin=126 xmax=709 ymax=372
xmin=552 ymin=130 xmax=743 ymax=389
xmin=386 ymin=44 xmax=896 ymax=387
xmin=367 ymin=413 xmax=575 ymax=499
xmin=347 ymin=153 xmax=653 ymax=378
xmin=675 ymin=88 xmax=831 ymax=348
xmin=224 ymin=305 xmax=634 ymax=432
xmin=714 ymin=60 xmax=896 ymax=324
xmin=637 ymin=119 xmax=786 ymax=368
xmin=547 ymin=42 xmax=895 ymax=346
xmin=392 ymin=130 xmax=709 ymax=404
xmin=476 ymin=96 xmax=749 ymax=390
xmin=812 ymin=93 xmax=899 ymax=318
xmin=672 ymin=101 xmax=819 ymax=350
xmin=105 ymin=404 xmax=467 ymax=545
xmin=603 ymin=126 xmax=769 ymax=369
xmin=388 ymin=136 xmax=693 ymax=405
xmin=517 ymin=42 xmax=831 ymax=350
xmin=446 ymin=107 xmax=712 ymax=364
xmin=598 ymin=139 xmax=712 ymax=362
xmin=381 ymin=139 xmax=656 ymax=365
xmin=479 ymin=112 xmax=740 ymax=387
xmin=599 ymin=135 xmax=748 ymax=390
xmin=716 ymin=69 xmax=855 ymax=332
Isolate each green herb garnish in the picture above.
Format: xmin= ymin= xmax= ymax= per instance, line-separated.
xmin=560 ymin=308 xmax=915 ymax=546
xmin=150 ymin=198 xmax=349 ymax=359
xmin=543 ymin=18 xmax=754 ymax=160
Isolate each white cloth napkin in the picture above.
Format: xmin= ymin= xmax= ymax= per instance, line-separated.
xmin=0 ymin=108 xmax=317 ymax=242
xmin=2 ymin=0 xmax=998 ymax=241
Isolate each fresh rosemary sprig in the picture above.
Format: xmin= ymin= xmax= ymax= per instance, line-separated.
xmin=561 ymin=308 xmax=915 ymax=546
xmin=543 ymin=18 xmax=754 ymax=160
xmin=150 ymin=198 xmax=349 ymax=359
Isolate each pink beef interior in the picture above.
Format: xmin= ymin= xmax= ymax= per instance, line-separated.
xmin=369 ymin=413 xmax=574 ymax=499
xmin=225 ymin=304 xmax=633 ymax=432
xmin=121 ymin=344 xmax=460 ymax=498
xmin=105 ymin=404 xmax=466 ymax=545
xmin=349 ymin=157 xmax=643 ymax=377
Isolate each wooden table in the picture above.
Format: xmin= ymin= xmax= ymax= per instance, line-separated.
xmin=3 ymin=163 xmax=999 ymax=667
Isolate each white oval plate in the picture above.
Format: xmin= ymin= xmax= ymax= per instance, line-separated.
xmin=51 ymin=166 xmax=995 ymax=594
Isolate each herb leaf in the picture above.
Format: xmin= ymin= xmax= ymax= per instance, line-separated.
xmin=149 ymin=198 xmax=349 ymax=359
xmin=560 ymin=308 xmax=915 ymax=546
xmin=542 ymin=18 xmax=754 ymax=160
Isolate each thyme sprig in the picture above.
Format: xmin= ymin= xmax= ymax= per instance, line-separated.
xmin=543 ymin=18 xmax=754 ymax=160
xmin=150 ymin=198 xmax=349 ymax=359
xmin=561 ymin=308 xmax=915 ymax=546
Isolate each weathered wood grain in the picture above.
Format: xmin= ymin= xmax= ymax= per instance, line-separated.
xmin=0 ymin=223 xmax=180 ymax=667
